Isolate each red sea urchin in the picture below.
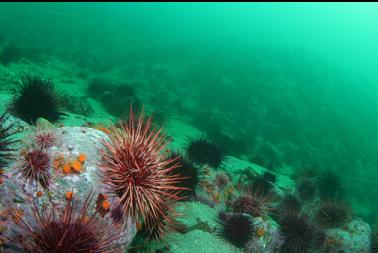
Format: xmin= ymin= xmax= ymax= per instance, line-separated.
xmin=100 ymin=106 xmax=185 ymax=230
xmin=10 ymin=194 xmax=122 ymax=253
xmin=20 ymin=148 xmax=51 ymax=188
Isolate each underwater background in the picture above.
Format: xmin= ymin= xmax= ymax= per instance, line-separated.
xmin=0 ymin=2 xmax=378 ymax=253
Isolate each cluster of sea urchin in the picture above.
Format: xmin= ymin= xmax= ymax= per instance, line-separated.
xmin=100 ymin=106 xmax=185 ymax=242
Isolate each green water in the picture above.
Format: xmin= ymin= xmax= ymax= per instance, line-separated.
xmin=1 ymin=3 xmax=378 ymax=252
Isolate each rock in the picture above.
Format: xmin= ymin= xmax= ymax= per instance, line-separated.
xmin=176 ymin=202 xmax=219 ymax=229
xmin=0 ymin=126 xmax=135 ymax=251
xmin=63 ymin=96 xmax=94 ymax=116
xmin=170 ymin=230 xmax=242 ymax=253
xmin=321 ymin=219 xmax=371 ymax=253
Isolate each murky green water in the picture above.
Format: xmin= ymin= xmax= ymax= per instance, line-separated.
xmin=0 ymin=3 xmax=378 ymax=253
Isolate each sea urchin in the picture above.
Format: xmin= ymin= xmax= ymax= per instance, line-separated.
xmin=215 ymin=173 xmax=230 ymax=189
xmin=186 ymin=136 xmax=223 ymax=168
xmin=278 ymin=212 xmax=323 ymax=253
xmin=20 ymin=148 xmax=51 ymax=188
xmin=218 ymin=212 xmax=256 ymax=248
xmin=296 ymin=179 xmax=316 ymax=202
xmin=100 ymin=106 xmax=185 ymax=233
xmin=316 ymin=200 xmax=352 ymax=228
xmin=231 ymin=188 xmax=272 ymax=218
xmin=0 ymin=112 xmax=17 ymax=169
xmin=33 ymin=119 xmax=56 ymax=149
xmin=169 ymin=151 xmax=200 ymax=199
xmin=10 ymin=194 xmax=122 ymax=253
xmin=9 ymin=74 xmax=64 ymax=124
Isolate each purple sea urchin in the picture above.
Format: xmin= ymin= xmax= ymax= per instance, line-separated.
xmin=231 ymin=188 xmax=272 ymax=218
xmin=279 ymin=194 xmax=301 ymax=216
xmin=278 ymin=212 xmax=324 ymax=253
xmin=250 ymin=174 xmax=274 ymax=196
xmin=186 ymin=136 xmax=224 ymax=168
xmin=218 ymin=212 xmax=256 ymax=248
xmin=169 ymin=151 xmax=200 ymax=199
xmin=316 ymin=200 xmax=352 ymax=228
xmin=9 ymin=74 xmax=65 ymax=124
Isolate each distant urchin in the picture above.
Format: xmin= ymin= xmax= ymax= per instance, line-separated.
xmin=316 ymin=200 xmax=352 ymax=228
xmin=218 ymin=212 xmax=256 ymax=248
xmin=317 ymin=171 xmax=343 ymax=200
xmin=278 ymin=194 xmax=301 ymax=217
xmin=296 ymin=179 xmax=316 ymax=202
xmin=271 ymin=194 xmax=301 ymax=223
xmin=250 ymin=174 xmax=275 ymax=196
xmin=186 ymin=135 xmax=224 ymax=168
xmin=231 ymin=188 xmax=273 ymax=218
xmin=9 ymin=74 xmax=65 ymax=124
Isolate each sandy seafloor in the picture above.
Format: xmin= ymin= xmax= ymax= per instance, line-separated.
xmin=0 ymin=56 xmax=372 ymax=253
